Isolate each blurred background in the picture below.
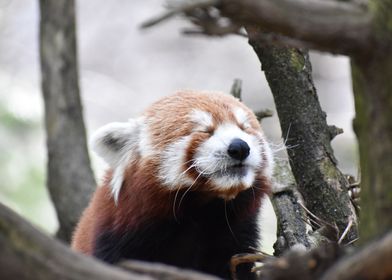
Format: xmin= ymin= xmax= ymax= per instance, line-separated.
xmin=0 ymin=0 xmax=357 ymax=251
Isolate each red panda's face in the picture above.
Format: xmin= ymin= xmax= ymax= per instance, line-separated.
xmin=92 ymin=91 xmax=273 ymax=201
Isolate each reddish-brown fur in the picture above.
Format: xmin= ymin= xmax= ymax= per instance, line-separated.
xmin=144 ymin=91 xmax=260 ymax=149
xmin=71 ymin=91 xmax=268 ymax=258
xmin=72 ymin=161 xmax=175 ymax=254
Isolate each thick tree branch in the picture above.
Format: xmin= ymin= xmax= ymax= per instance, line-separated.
xmin=219 ymin=0 xmax=372 ymax=54
xmin=0 ymin=202 xmax=218 ymax=280
xmin=321 ymin=231 xmax=392 ymax=280
xmin=39 ymin=0 xmax=96 ymax=242
xmin=142 ymin=0 xmax=373 ymax=55
xmin=247 ymin=31 xmax=358 ymax=243
xmin=120 ymin=261 xmax=219 ymax=280
xmin=271 ymin=160 xmax=311 ymax=256
xmin=256 ymin=231 xmax=392 ymax=279
xmin=257 ymin=243 xmax=344 ymax=280
xmin=0 ymin=202 xmax=141 ymax=280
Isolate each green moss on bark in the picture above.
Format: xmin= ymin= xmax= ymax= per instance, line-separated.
xmin=247 ymin=32 xmax=358 ymax=243
xmin=289 ymin=49 xmax=305 ymax=72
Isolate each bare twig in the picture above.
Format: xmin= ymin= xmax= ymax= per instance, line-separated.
xmin=338 ymin=218 xmax=354 ymax=244
xmin=230 ymin=79 xmax=242 ymax=100
xmin=328 ymin=125 xmax=344 ymax=140
xmin=182 ymin=26 xmax=246 ymax=37
xmin=140 ymin=0 xmax=220 ymax=29
xmin=298 ymin=202 xmax=337 ymax=230
xmin=255 ymin=109 xmax=273 ymax=121
xmin=230 ymin=253 xmax=274 ymax=280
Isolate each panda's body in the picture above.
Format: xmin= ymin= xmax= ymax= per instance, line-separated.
xmin=71 ymin=91 xmax=273 ymax=279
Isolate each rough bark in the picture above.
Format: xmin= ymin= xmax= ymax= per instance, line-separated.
xmin=257 ymin=243 xmax=344 ymax=280
xmin=348 ymin=0 xmax=392 ymax=243
xmin=257 ymin=230 xmax=392 ymax=280
xmin=142 ymin=0 xmax=373 ymax=54
xmin=218 ymin=0 xmax=372 ymax=55
xmin=153 ymin=0 xmax=392 ymax=255
xmin=39 ymin=0 xmax=95 ymax=243
xmin=352 ymin=57 xmax=392 ymax=240
xmin=321 ymin=231 xmax=392 ymax=280
xmin=4 ymin=195 xmax=388 ymax=280
xmin=120 ymin=261 xmax=220 ymax=280
xmin=271 ymin=160 xmax=311 ymax=256
xmin=0 ymin=202 xmax=218 ymax=280
xmin=247 ymin=31 xmax=358 ymax=243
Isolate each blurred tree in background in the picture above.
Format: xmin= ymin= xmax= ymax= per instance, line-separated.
xmin=0 ymin=102 xmax=57 ymax=232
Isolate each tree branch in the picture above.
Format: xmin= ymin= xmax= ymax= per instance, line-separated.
xmin=39 ymin=0 xmax=96 ymax=242
xmin=271 ymin=160 xmax=311 ymax=256
xmin=219 ymin=0 xmax=372 ymax=55
xmin=140 ymin=0 xmax=220 ymax=28
xmin=0 ymin=202 xmax=218 ymax=280
xmin=247 ymin=31 xmax=359 ymax=243
xmin=142 ymin=0 xmax=372 ymax=54
xmin=321 ymin=231 xmax=392 ymax=280
xmin=120 ymin=261 xmax=219 ymax=280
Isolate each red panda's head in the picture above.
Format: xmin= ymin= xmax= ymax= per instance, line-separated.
xmin=92 ymin=91 xmax=273 ymax=202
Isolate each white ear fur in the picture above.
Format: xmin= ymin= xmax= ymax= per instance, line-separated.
xmin=91 ymin=120 xmax=139 ymax=166
xmin=91 ymin=118 xmax=141 ymax=202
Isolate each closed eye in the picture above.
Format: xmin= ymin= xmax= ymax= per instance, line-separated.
xmin=194 ymin=128 xmax=214 ymax=135
xmin=192 ymin=123 xmax=214 ymax=134
xmin=238 ymin=122 xmax=251 ymax=131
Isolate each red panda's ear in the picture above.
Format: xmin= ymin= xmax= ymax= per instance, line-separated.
xmin=90 ymin=119 xmax=142 ymax=202
xmin=90 ymin=119 xmax=141 ymax=167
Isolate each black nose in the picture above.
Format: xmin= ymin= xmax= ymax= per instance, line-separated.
xmin=227 ymin=138 xmax=250 ymax=161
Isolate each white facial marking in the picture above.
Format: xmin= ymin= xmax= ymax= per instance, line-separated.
xmin=189 ymin=109 xmax=213 ymax=132
xmin=138 ymin=117 xmax=155 ymax=158
xmin=257 ymin=131 xmax=274 ymax=180
xmin=233 ymin=107 xmax=251 ymax=129
xmin=194 ymin=123 xmax=263 ymax=189
xmin=159 ymin=136 xmax=194 ymax=189
xmin=213 ymin=169 xmax=256 ymax=189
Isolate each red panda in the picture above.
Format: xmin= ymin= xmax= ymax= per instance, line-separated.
xmin=71 ymin=91 xmax=273 ymax=279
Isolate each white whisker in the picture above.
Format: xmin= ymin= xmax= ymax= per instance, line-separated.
xmin=224 ymin=201 xmax=238 ymax=244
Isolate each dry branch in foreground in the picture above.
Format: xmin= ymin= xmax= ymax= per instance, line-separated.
xmin=0 ymin=202 xmax=218 ymax=280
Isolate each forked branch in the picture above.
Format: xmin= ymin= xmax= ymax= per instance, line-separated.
xmin=142 ymin=0 xmax=372 ymax=55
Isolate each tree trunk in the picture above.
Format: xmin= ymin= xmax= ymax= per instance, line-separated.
xmin=39 ymin=0 xmax=95 ymax=242
xmin=352 ymin=54 xmax=392 ymax=242
xmin=247 ymin=30 xmax=358 ymax=243
xmin=349 ymin=0 xmax=392 ymax=243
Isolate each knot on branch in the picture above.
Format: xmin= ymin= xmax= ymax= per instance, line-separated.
xmin=328 ymin=125 xmax=344 ymax=140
